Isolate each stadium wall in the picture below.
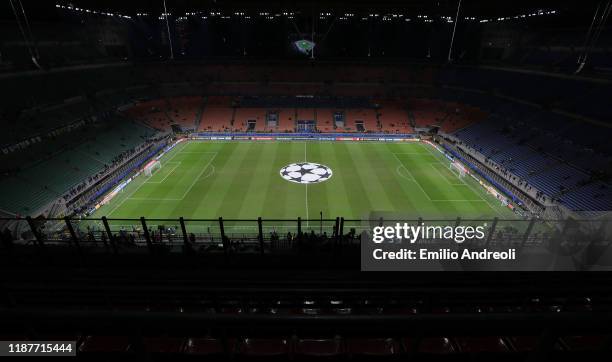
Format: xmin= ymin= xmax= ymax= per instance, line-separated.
xmin=191 ymin=132 xmax=417 ymax=141
xmin=436 ymin=143 xmax=525 ymax=212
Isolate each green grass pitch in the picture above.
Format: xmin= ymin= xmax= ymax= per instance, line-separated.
xmin=90 ymin=140 xmax=515 ymax=234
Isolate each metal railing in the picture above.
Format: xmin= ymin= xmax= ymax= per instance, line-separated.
xmin=1 ymin=216 xmax=610 ymax=256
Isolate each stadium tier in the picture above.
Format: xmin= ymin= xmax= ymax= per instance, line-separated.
xmin=0 ymin=100 xmax=94 ymax=146
xmin=451 ymin=106 xmax=611 ymax=212
xmin=0 ymin=118 xmax=155 ymax=215
xmin=233 ymin=107 xmax=267 ymax=131
xmin=200 ymin=104 xmax=234 ymax=132
xmin=1 ymin=2 xmax=612 ymax=359
xmin=0 ymin=81 xmax=610 ymax=217
xmin=124 ymin=96 xmax=204 ymax=131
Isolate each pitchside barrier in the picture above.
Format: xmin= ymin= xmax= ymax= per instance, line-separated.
xmin=2 ymin=215 xmax=609 ymax=247
xmin=190 ymin=132 xmax=418 ymax=142
xmin=88 ymin=142 xmax=168 ymax=206
xmin=439 ymin=143 xmax=523 ymax=207
xmin=87 ymin=135 xmax=523 ymax=224
xmin=3 ymin=215 xmax=612 ymax=270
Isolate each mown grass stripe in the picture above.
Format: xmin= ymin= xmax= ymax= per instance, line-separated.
xmin=91 ymin=140 xmax=518 ymax=222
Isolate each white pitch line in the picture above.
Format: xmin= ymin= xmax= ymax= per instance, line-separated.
xmin=459 ymin=172 xmax=505 ymax=218
xmin=120 ymin=150 xmax=218 ymax=204
xmin=432 ymin=199 xmax=488 ymax=202
xmin=178 ymin=152 xmax=218 ymax=200
xmin=127 ymin=197 xmax=183 ymax=201
xmin=200 ymin=165 xmax=216 ymax=180
xmin=104 ymin=142 xmax=190 ymax=217
xmin=161 ymin=141 xmax=190 ymax=163
xmin=391 ymin=152 xmax=431 ymax=155
xmin=106 ymin=176 xmax=149 ymax=218
xmin=428 ymin=163 xmax=466 ymax=186
xmin=146 ymin=161 xmax=181 ymax=184
xmin=396 ymin=165 xmax=415 ymax=181
xmin=178 ymin=151 xmax=219 ymax=154
xmin=420 ymin=143 xmax=504 ymax=217
xmin=392 ymin=153 xmax=432 ymax=201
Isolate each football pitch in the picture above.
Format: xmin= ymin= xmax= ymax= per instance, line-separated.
xmin=90 ymin=140 xmax=515 ymax=233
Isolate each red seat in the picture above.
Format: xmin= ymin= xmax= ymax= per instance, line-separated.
xmin=78 ymin=335 xmax=131 ymax=353
xmin=557 ymin=335 xmax=608 ymax=351
xmin=506 ymin=336 xmax=540 ymax=352
xmin=404 ymin=337 xmax=457 ymax=354
xmin=346 ymin=337 xmax=399 ymax=356
xmin=295 ymin=337 xmax=344 ymax=357
xmin=183 ymin=337 xmax=229 ymax=355
xmin=142 ymin=336 xmax=185 ymax=353
xmin=454 ymin=336 xmax=510 ymax=353
xmin=237 ymin=338 xmax=290 ymax=356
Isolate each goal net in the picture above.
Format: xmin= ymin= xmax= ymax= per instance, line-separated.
xmin=449 ymin=161 xmax=467 ymax=178
xmin=143 ymin=160 xmax=162 ymax=177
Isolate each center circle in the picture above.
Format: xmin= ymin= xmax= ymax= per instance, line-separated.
xmin=280 ymin=162 xmax=333 ymax=184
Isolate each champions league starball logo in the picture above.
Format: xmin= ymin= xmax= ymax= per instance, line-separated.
xmin=280 ymin=163 xmax=333 ymax=184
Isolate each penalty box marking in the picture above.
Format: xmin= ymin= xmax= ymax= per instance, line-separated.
xmin=178 ymin=151 xmax=219 ymax=154
xmin=391 ymin=152 xmax=432 ymax=155
xmin=392 ymin=152 xmax=433 ymax=201
xmin=393 ymin=152 xmax=483 ymax=203
xmin=105 ymin=142 xmax=189 ymax=216
xmin=428 ymin=163 xmax=467 ymax=186
xmin=145 ymin=161 xmax=182 ymax=184
xmin=178 ymin=151 xmax=217 ymax=200
xmin=129 ymin=153 xmax=217 ymax=202
xmin=419 ymin=143 xmax=505 ymax=217
xmin=396 ymin=165 xmax=416 ymax=182
xmin=120 ymin=143 xmax=216 ymax=204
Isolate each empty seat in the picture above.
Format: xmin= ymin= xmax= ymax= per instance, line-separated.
xmin=346 ymin=337 xmax=399 ymax=357
xmin=79 ymin=335 xmax=132 ymax=353
xmin=556 ymin=335 xmax=609 ymax=351
xmin=454 ymin=336 xmax=510 ymax=353
xmin=506 ymin=336 xmax=540 ymax=352
xmin=142 ymin=336 xmax=185 ymax=353
xmin=404 ymin=337 xmax=458 ymax=354
xmin=294 ymin=337 xmax=344 ymax=358
xmin=236 ymin=337 xmax=290 ymax=358
xmin=183 ymin=337 xmax=229 ymax=356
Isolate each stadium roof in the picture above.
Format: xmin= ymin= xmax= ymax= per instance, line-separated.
xmin=1 ymin=0 xmax=590 ymax=20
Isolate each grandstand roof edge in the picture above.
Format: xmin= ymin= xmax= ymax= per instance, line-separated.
xmin=0 ymin=61 xmax=133 ymax=80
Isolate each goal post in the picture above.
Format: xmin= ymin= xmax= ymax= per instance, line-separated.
xmin=143 ymin=160 xmax=162 ymax=177
xmin=449 ymin=161 xmax=467 ymax=178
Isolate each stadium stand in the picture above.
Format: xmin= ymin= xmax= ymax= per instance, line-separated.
xmin=200 ymin=106 xmax=234 ymax=132
xmin=167 ymin=96 xmax=205 ymax=130
xmin=1 ymin=3 xmax=612 ymax=360
xmin=376 ymin=101 xmax=410 ymax=133
xmin=314 ymin=108 xmax=338 ymax=132
xmin=296 ymin=108 xmax=316 ymax=122
xmin=448 ymin=94 xmax=612 ymax=212
xmin=2 ymin=250 xmax=612 ymax=361
xmin=0 ymin=117 xmax=155 ymax=216
xmin=1 ymin=60 xmax=609 ymax=216
xmin=123 ymin=99 xmax=171 ymax=131
xmin=234 ymin=107 xmax=267 ymax=132
xmin=344 ymin=109 xmax=378 ymax=132
xmin=277 ymin=108 xmax=296 ymax=132
xmin=124 ymin=96 xmax=204 ymax=131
